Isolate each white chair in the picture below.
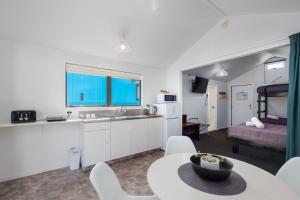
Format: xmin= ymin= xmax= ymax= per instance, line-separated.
xmin=164 ymin=136 xmax=197 ymax=156
xmin=276 ymin=157 xmax=300 ymax=196
xmin=90 ymin=162 xmax=160 ymax=200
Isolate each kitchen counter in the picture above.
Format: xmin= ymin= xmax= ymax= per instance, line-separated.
xmin=0 ymin=112 xmax=163 ymax=182
xmin=0 ymin=114 xmax=162 ymax=128
xmin=81 ymin=114 xmax=161 ymax=123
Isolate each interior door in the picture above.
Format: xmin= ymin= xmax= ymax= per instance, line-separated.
xmin=207 ymin=85 xmax=217 ymax=131
xmin=231 ymin=84 xmax=253 ymax=125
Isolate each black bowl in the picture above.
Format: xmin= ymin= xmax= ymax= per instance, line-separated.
xmin=190 ymin=153 xmax=233 ymax=181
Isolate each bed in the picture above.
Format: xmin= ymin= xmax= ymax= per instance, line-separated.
xmin=228 ymin=84 xmax=288 ymax=153
xmin=228 ymin=122 xmax=286 ymax=151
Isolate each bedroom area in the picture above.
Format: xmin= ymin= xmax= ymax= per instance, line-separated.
xmin=181 ymin=45 xmax=289 ymax=173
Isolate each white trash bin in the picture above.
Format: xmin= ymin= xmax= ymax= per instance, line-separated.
xmin=69 ymin=147 xmax=81 ymax=170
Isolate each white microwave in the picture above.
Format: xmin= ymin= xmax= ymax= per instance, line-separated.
xmin=157 ymin=94 xmax=177 ymax=103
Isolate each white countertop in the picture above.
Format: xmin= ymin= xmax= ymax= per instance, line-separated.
xmin=0 ymin=115 xmax=162 ymax=128
xmin=0 ymin=118 xmax=82 ymax=128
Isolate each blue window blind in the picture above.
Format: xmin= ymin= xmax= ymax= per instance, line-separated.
xmin=67 ymin=72 xmax=107 ymax=106
xmin=111 ymin=77 xmax=141 ymax=106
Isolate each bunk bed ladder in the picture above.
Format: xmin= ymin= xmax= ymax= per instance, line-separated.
xmin=257 ymin=93 xmax=267 ymax=119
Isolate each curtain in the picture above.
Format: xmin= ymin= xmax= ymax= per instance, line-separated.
xmin=286 ymin=32 xmax=300 ymax=160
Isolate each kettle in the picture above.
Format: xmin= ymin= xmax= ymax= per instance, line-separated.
xmin=146 ymin=105 xmax=158 ymax=115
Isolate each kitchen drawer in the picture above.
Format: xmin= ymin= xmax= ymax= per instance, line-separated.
xmin=82 ymin=122 xmax=110 ymax=131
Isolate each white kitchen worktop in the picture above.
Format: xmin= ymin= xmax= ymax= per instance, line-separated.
xmin=0 ymin=115 xmax=162 ymax=128
xmin=0 ymin=118 xmax=82 ymax=128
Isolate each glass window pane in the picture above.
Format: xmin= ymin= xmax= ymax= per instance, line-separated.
xmin=111 ymin=77 xmax=141 ymax=106
xmin=67 ymin=72 xmax=107 ymax=106
xmin=266 ymin=61 xmax=285 ymax=70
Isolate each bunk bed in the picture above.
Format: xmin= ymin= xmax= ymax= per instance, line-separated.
xmin=228 ymin=84 xmax=288 ymax=153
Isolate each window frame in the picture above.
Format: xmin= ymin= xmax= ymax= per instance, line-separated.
xmin=65 ymin=63 xmax=142 ymax=107
xmin=265 ymin=59 xmax=286 ymax=70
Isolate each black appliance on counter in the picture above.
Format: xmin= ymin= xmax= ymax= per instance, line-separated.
xmin=46 ymin=116 xmax=66 ymax=122
xmin=11 ymin=110 xmax=36 ymax=123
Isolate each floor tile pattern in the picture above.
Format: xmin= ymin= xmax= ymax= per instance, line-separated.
xmin=0 ymin=130 xmax=285 ymax=200
xmin=0 ymin=151 xmax=164 ymax=200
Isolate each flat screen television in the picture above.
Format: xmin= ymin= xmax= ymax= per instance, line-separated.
xmin=192 ymin=76 xmax=209 ymax=93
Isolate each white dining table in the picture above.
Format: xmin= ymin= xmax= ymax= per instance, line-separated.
xmin=147 ymin=153 xmax=300 ymax=200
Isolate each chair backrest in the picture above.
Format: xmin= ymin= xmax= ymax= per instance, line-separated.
xmin=90 ymin=162 xmax=126 ymax=200
xmin=276 ymin=157 xmax=300 ymax=196
xmin=164 ymin=136 xmax=197 ymax=156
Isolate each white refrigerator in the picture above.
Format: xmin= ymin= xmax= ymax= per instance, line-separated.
xmin=155 ymin=102 xmax=181 ymax=150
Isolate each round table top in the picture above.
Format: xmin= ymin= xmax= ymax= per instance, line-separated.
xmin=147 ymin=153 xmax=300 ymax=200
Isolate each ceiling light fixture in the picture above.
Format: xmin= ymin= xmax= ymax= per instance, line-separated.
xmin=115 ymin=33 xmax=132 ymax=53
xmin=216 ymin=69 xmax=228 ymax=77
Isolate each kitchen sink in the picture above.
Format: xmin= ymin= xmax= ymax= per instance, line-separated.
xmin=81 ymin=114 xmax=159 ymax=122
xmin=82 ymin=117 xmax=111 ymax=122
xmin=112 ymin=116 xmax=129 ymax=120
xmin=111 ymin=115 xmax=150 ymax=120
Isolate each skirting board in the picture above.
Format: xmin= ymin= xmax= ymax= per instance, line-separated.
xmin=0 ymin=164 xmax=68 ymax=183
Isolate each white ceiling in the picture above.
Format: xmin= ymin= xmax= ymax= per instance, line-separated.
xmin=211 ymin=0 xmax=300 ymax=15
xmin=0 ymin=0 xmax=221 ymax=68
xmin=183 ymin=45 xmax=289 ymax=82
xmin=0 ymin=0 xmax=299 ymax=68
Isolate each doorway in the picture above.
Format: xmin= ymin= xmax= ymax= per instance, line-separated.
xmin=207 ymin=84 xmax=217 ymax=131
xmin=231 ymin=84 xmax=253 ymax=125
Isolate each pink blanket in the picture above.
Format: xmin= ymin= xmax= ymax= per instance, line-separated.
xmin=228 ymin=123 xmax=286 ymax=149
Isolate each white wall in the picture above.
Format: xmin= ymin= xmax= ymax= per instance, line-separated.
xmin=166 ymin=13 xmax=300 ymax=133
xmin=0 ymin=37 xmax=166 ymax=182
xmin=182 ymin=74 xmax=227 ymax=130
xmin=228 ymin=62 xmax=289 ymax=126
xmin=170 ymin=13 xmax=299 ymax=71
xmin=166 ymin=12 xmax=300 ymax=98
xmin=0 ymin=37 xmax=166 ymax=123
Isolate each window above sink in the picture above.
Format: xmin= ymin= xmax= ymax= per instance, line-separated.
xmin=66 ymin=63 xmax=142 ymax=107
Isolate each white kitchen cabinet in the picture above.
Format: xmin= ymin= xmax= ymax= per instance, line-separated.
xmin=130 ymin=118 xmax=148 ymax=154
xmin=80 ymin=122 xmax=111 ymax=168
xmin=145 ymin=117 xmax=163 ymax=150
xmin=110 ymin=117 xmax=163 ymax=160
xmin=110 ymin=120 xmax=134 ymax=160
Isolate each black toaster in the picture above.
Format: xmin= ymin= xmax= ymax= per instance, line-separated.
xmin=11 ymin=110 xmax=36 ymax=123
